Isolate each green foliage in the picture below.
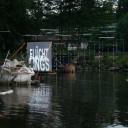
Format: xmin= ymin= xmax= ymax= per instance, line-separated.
xmin=116 ymin=0 xmax=128 ymax=52
xmin=0 ymin=0 xmax=116 ymax=53
xmin=0 ymin=0 xmax=45 ymax=52
xmin=116 ymin=13 xmax=128 ymax=51
xmin=102 ymin=55 xmax=113 ymax=69
xmin=116 ymin=0 xmax=128 ymax=19
xmin=115 ymin=56 xmax=128 ymax=69
xmin=0 ymin=51 xmax=6 ymax=61
xmin=116 ymin=13 xmax=128 ymax=38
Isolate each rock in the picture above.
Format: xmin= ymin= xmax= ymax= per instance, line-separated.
xmin=108 ymin=67 xmax=120 ymax=71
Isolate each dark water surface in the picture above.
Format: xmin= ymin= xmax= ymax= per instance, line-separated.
xmin=0 ymin=71 xmax=128 ymax=128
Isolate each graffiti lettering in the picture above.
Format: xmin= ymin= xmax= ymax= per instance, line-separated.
xmin=29 ymin=47 xmax=50 ymax=71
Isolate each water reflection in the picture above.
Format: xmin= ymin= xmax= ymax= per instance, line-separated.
xmin=28 ymin=85 xmax=52 ymax=115
xmin=0 ymin=71 xmax=128 ymax=128
xmin=0 ymin=86 xmax=32 ymax=106
xmin=52 ymin=72 xmax=128 ymax=128
xmin=0 ymin=84 xmax=52 ymax=121
xmin=60 ymin=73 xmax=76 ymax=79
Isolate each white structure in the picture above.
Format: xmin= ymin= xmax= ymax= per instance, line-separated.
xmin=0 ymin=59 xmax=35 ymax=84
xmin=68 ymin=43 xmax=77 ymax=50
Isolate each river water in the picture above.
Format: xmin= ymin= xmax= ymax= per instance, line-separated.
xmin=0 ymin=71 xmax=128 ymax=128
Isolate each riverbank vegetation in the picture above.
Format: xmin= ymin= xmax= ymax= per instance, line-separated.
xmin=54 ymin=48 xmax=128 ymax=71
xmin=80 ymin=51 xmax=128 ymax=71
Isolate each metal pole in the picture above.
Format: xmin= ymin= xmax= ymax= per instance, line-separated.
xmin=84 ymin=48 xmax=86 ymax=61
xmin=99 ymin=45 xmax=101 ymax=72
xmin=123 ymin=40 xmax=124 ymax=53
xmin=68 ymin=51 xmax=69 ymax=64
xmin=56 ymin=44 xmax=57 ymax=71
xmin=113 ymin=44 xmax=115 ymax=67
xmin=60 ymin=50 xmax=61 ymax=67
xmin=116 ymin=42 xmax=118 ymax=53
xmin=102 ymin=42 xmax=103 ymax=53
xmin=77 ymin=50 xmax=79 ymax=64
xmin=89 ymin=47 xmax=90 ymax=62
xmin=94 ymin=42 xmax=95 ymax=55
xmin=63 ymin=50 xmax=64 ymax=65
xmin=107 ymin=44 xmax=109 ymax=56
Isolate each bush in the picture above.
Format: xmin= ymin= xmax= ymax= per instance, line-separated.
xmin=115 ymin=56 xmax=128 ymax=68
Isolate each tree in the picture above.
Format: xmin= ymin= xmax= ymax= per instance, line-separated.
xmin=116 ymin=0 xmax=128 ymax=51
xmin=0 ymin=0 xmax=44 ymax=51
xmin=0 ymin=0 xmax=117 ymax=53
xmin=116 ymin=0 xmax=128 ymax=19
xmin=46 ymin=0 xmax=116 ymax=34
xmin=116 ymin=13 xmax=128 ymax=51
